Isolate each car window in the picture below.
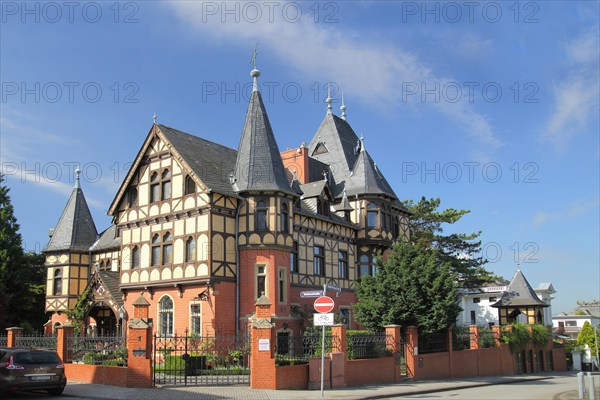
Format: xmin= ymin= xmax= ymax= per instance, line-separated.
xmin=13 ymin=352 xmax=61 ymax=365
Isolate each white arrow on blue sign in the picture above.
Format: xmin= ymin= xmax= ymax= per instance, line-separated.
xmin=300 ymin=290 xmax=324 ymax=298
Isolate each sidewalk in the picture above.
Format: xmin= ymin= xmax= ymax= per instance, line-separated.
xmin=63 ymin=372 xmax=574 ymax=400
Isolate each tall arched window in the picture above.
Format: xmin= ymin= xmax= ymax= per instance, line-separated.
xmin=256 ymin=200 xmax=268 ymax=231
xmin=162 ymin=232 xmax=173 ymax=265
xmin=128 ymin=186 xmax=138 ymax=207
xmin=184 ymin=175 xmax=196 ymax=195
xmin=131 ymin=246 xmax=140 ymax=268
xmin=53 ymin=269 xmax=62 ymax=295
xmin=106 ymin=260 xmax=111 ymax=270
xmin=185 ymin=237 xmax=196 ymax=262
xmin=367 ymin=203 xmax=379 ymax=228
xmin=158 ymin=296 xmax=174 ymax=336
xmin=151 ymin=234 xmax=161 ymax=266
xmin=150 ymin=172 xmax=160 ymax=203
xmin=161 ymin=169 xmax=171 ymax=200
xmin=359 ymin=255 xmax=370 ymax=278
xmin=281 ymin=203 xmax=289 ymax=232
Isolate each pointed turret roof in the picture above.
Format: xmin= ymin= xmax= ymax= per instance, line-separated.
xmin=233 ymin=79 xmax=294 ymax=195
xmin=347 ymin=146 xmax=398 ymax=198
xmin=492 ymin=269 xmax=548 ymax=308
xmin=44 ymin=174 xmax=98 ymax=252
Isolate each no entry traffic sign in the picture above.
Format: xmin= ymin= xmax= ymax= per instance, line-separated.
xmin=314 ymin=296 xmax=335 ymax=313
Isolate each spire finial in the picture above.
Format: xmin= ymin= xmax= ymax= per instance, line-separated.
xmin=359 ymin=134 xmax=365 ymax=153
xmin=326 ymin=82 xmax=332 ymax=115
xmin=340 ymin=91 xmax=347 ymax=120
xmin=74 ymin=165 xmax=81 ymax=189
xmin=250 ymin=43 xmax=261 ymax=92
xmin=153 ymin=113 xmax=157 ymax=125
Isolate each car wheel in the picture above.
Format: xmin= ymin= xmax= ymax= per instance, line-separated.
xmin=47 ymin=387 xmax=64 ymax=395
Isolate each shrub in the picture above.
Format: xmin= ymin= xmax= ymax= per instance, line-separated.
xmin=500 ymin=323 xmax=531 ymax=351
xmin=531 ymin=324 xmax=550 ymax=347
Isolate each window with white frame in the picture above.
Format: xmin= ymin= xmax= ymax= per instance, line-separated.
xmin=159 ymin=296 xmax=174 ymax=336
xmin=256 ymin=265 xmax=267 ymax=299
xmin=190 ymin=303 xmax=201 ymax=335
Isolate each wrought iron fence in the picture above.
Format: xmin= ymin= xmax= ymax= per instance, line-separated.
xmin=478 ymin=328 xmax=496 ymax=348
xmin=67 ymin=335 xmax=127 ymax=366
xmin=347 ymin=332 xmax=392 ymax=359
xmin=452 ymin=327 xmax=471 ymax=351
xmin=153 ymin=333 xmax=251 ymax=386
xmin=0 ymin=334 xmax=7 ymax=347
xmin=15 ymin=333 xmax=57 ymax=350
xmin=418 ymin=331 xmax=448 ymax=354
xmin=274 ymin=333 xmax=338 ymax=365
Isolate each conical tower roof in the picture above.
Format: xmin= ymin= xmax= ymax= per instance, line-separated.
xmin=492 ymin=269 xmax=548 ymax=308
xmin=44 ymin=172 xmax=97 ymax=252
xmin=233 ymin=77 xmax=294 ymax=195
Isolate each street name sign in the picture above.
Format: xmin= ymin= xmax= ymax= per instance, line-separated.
xmin=300 ymin=290 xmax=324 ymax=298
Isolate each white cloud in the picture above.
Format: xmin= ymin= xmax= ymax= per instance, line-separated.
xmin=165 ymin=1 xmax=501 ymax=148
xmin=542 ymin=29 xmax=600 ymax=151
xmin=533 ymin=198 xmax=600 ymax=226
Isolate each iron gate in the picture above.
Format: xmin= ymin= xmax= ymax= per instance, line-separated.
xmin=153 ymin=332 xmax=251 ymax=386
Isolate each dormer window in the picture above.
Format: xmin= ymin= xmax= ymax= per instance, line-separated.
xmin=317 ymin=198 xmax=329 ymax=217
xmin=312 ymin=142 xmax=329 ymax=155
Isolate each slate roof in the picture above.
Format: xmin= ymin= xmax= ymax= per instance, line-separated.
xmin=233 ymin=90 xmax=294 ymax=195
xmin=97 ymin=270 xmax=123 ymax=307
xmin=158 ymin=124 xmax=238 ymax=197
xmin=44 ymin=186 xmax=98 ymax=252
xmin=299 ymin=180 xmax=328 ymax=199
xmin=492 ymin=269 xmax=549 ymax=308
xmin=308 ymin=113 xmax=398 ymax=200
xmin=90 ymin=225 xmax=119 ymax=252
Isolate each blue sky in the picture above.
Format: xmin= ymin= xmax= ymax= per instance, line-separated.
xmin=1 ymin=1 xmax=598 ymax=314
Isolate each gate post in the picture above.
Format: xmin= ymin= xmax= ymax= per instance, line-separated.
xmin=250 ymin=295 xmax=276 ymax=389
xmin=330 ymin=324 xmax=346 ymax=388
xmin=385 ymin=325 xmax=403 ymax=382
xmin=405 ymin=326 xmax=419 ymax=379
xmin=127 ymin=293 xmax=153 ymax=388
xmin=56 ymin=325 xmax=74 ymax=363
xmin=6 ymin=327 xmax=22 ymax=348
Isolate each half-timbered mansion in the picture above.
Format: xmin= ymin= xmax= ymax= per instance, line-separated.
xmin=43 ymin=64 xmax=410 ymax=338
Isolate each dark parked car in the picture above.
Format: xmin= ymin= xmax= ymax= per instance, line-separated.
xmin=0 ymin=348 xmax=66 ymax=395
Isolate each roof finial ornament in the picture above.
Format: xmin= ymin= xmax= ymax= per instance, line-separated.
xmin=326 ymin=82 xmax=332 ymax=115
xmin=250 ymin=43 xmax=261 ymax=92
xmin=153 ymin=112 xmax=157 ymax=125
xmin=340 ymin=91 xmax=347 ymax=120
xmin=359 ymin=133 xmax=365 ymax=153
xmin=74 ymin=165 xmax=81 ymax=189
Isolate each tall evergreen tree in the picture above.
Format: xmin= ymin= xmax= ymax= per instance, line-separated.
xmin=0 ymin=175 xmax=47 ymax=331
xmin=577 ymin=321 xmax=600 ymax=357
xmin=402 ymin=197 xmax=495 ymax=288
xmin=354 ymin=241 xmax=461 ymax=333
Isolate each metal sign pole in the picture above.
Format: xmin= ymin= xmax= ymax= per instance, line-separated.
xmin=320 ymin=284 xmax=327 ymax=398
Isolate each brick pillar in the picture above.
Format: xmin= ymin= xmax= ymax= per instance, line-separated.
xmin=127 ymin=293 xmax=152 ymax=388
xmin=385 ymin=325 xmax=403 ymax=382
xmin=470 ymin=325 xmax=480 ymax=350
xmin=405 ymin=326 xmax=418 ymax=379
xmin=6 ymin=327 xmax=22 ymax=348
xmin=492 ymin=325 xmax=502 ymax=346
xmin=330 ymin=324 xmax=346 ymax=388
xmin=250 ymin=295 xmax=276 ymax=389
xmin=55 ymin=326 xmax=74 ymax=363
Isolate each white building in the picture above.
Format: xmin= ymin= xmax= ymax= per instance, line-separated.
xmin=457 ymin=272 xmax=555 ymax=327
xmin=552 ymin=313 xmax=600 ymax=340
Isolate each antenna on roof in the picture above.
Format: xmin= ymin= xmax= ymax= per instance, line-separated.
xmin=340 ymin=91 xmax=347 ymax=120
xmin=250 ymin=43 xmax=261 ymax=92
xmin=326 ymin=82 xmax=332 ymax=115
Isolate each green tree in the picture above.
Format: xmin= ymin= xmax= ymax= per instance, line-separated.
xmin=577 ymin=321 xmax=600 ymax=357
xmin=0 ymin=175 xmax=47 ymax=331
xmin=354 ymin=241 xmax=461 ymax=333
xmin=402 ymin=197 xmax=495 ymax=288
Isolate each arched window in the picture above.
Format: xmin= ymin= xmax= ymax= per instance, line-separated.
xmin=128 ymin=187 xmax=138 ymax=207
xmin=131 ymin=246 xmax=140 ymax=268
xmin=150 ymin=172 xmax=160 ymax=203
xmin=53 ymin=269 xmax=62 ymax=295
xmin=367 ymin=203 xmax=379 ymax=228
xmin=317 ymin=198 xmax=329 ymax=217
xmin=185 ymin=237 xmax=196 ymax=262
xmin=256 ymin=200 xmax=268 ymax=231
xmin=281 ymin=203 xmax=289 ymax=232
xmin=158 ymin=296 xmax=174 ymax=336
xmin=162 ymin=232 xmax=173 ymax=265
xmin=151 ymin=234 xmax=160 ymax=266
xmin=106 ymin=260 xmax=111 ymax=270
xmin=99 ymin=261 xmax=105 ymax=271
xmin=184 ymin=175 xmax=196 ymax=195
xmin=161 ymin=169 xmax=171 ymax=200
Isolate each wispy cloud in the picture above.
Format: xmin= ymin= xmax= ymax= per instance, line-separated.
xmin=533 ymin=198 xmax=600 ymax=226
xmin=542 ymin=29 xmax=600 ymax=151
xmin=165 ymin=1 xmax=501 ymax=148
